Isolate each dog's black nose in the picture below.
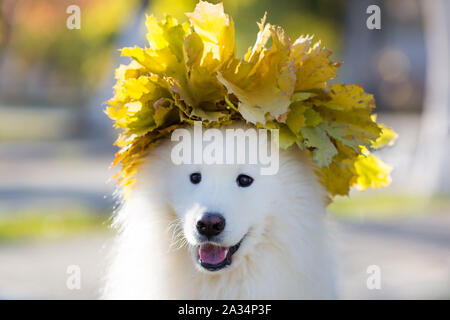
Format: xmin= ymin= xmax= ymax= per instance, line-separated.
xmin=196 ymin=213 xmax=225 ymax=238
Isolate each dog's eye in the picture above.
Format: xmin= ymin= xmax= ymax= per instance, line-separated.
xmin=190 ymin=172 xmax=201 ymax=184
xmin=236 ymin=174 xmax=253 ymax=188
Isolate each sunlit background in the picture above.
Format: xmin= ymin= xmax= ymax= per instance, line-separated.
xmin=0 ymin=0 xmax=449 ymax=299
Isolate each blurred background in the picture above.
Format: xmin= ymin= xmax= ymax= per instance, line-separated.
xmin=0 ymin=0 xmax=448 ymax=299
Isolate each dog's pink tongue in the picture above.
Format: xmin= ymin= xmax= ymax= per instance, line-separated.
xmin=199 ymin=244 xmax=228 ymax=264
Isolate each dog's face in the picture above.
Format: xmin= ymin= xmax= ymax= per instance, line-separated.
xmin=166 ymin=160 xmax=282 ymax=273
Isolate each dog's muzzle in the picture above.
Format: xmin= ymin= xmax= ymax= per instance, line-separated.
xmin=197 ymin=238 xmax=243 ymax=271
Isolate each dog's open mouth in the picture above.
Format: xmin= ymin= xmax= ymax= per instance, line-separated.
xmin=198 ymin=239 xmax=242 ymax=271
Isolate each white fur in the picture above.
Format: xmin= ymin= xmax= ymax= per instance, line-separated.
xmin=102 ymin=124 xmax=337 ymax=299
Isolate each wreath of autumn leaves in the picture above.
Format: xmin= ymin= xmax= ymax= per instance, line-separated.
xmin=105 ymin=1 xmax=397 ymax=198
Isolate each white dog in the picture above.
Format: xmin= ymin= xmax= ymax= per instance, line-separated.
xmin=102 ymin=123 xmax=337 ymax=299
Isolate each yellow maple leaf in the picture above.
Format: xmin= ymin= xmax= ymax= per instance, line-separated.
xmin=185 ymin=1 xmax=235 ymax=65
xmin=371 ymin=123 xmax=398 ymax=149
xmin=354 ymin=148 xmax=392 ymax=190
xmin=320 ymin=84 xmax=375 ymax=111
xmin=217 ymin=19 xmax=295 ymax=124
xmin=294 ymin=41 xmax=338 ymax=91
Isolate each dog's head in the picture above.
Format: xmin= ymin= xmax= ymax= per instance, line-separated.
xmin=135 ymin=124 xmax=323 ymax=274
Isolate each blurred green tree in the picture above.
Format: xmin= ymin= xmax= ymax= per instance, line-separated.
xmin=0 ymin=0 xmax=140 ymax=106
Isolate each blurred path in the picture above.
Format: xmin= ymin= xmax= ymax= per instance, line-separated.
xmin=334 ymin=214 xmax=450 ymax=299
xmin=0 ymin=233 xmax=111 ymax=299
xmin=0 ymin=139 xmax=116 ymax=213
xmin=0 ymin=215 xmax=448 ymax=299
